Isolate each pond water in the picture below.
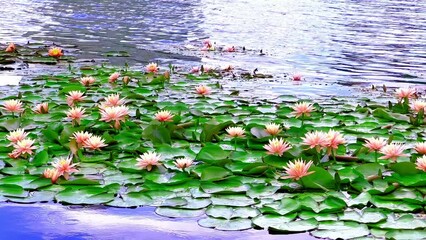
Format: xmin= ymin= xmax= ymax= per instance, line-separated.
xmin=0 ymin=203 xmax=314 ymax=240
xmin=0 ymin=0 xmax=425 ymax=90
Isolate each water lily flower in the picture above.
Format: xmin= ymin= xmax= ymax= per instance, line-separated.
xmin=302 ymin=131 xmax=328 ymax=152
xmin=99 ymin=105 xmax=129 ymax=129
xmin=414 ymin=142 xmax=426 ymax=155
xmin=52 ymin=156 xmax=78 ymax=180
xmin=145 ymin=62 xmax=158 ymax=73
xmin=12 ymin=138 xmax=36 ymax=157
xmin=226 ymin=126 xmax=245 ymax=138
xmin=292 ymin=73 xmax=302 ymax=81
xmin=82 ymin=135 xmax=107 ymax=150
xmin=122 ymin=76 xmax=130 ymax=85
xmin=203 ymin=39 xmax=212 ymax=46
xmin=174 ymin=157 xmax=193 ymax=170
xmin=43 ymin=168 xmax=60 ymax=183
xmin=363 ymin=137 xmax=387 ymax=152
xmin=48 ymin=47 xmax=63 ymax=58
xmin=135 ymin=151 xmax=162 ymax=171
xmin=201 ymin=39 xmax=215 ymax=51
xmin=109 ymin=72 xmax=120 ymax=83
xmin=379 ymin=143 xmax=408 ymax=161
xmin=325 ymin=130 xmax=346 ymax=154
xmin=66 ymin=91 xmax=86 ymax=107
xmin=195 ymin=85 xmax=211 ymax=95
xmin=8 ymin=151 xmax=20 ymax=159
xmin=155 ymin=110 xmax=174 ymax=122
xmin=223 ymin=45 xmax=235 ymax=52
xmin=416 ymin=156 xmax=426 ymax=172
xmin=395 ymin=87 xmax=416 ymax=100
xmin=34 ymin=102 xmax=49 ymax=114
xmin=411 ymin=100 xmax=426 ymax=113
xmin=6 ymin=129 xmax=29 ymax=144
xmin=80 ymin=76 xmax=96 ymax=87
xmin=190 ymin=67 xmax=200 ymax=74
xmin=282 ymin=159 xmax=314 ymax=181
xmin=264 ymin=138 xmax=291 ymax=156
xmin=2 ymin=99 xmax=24 ymax=113
xmin=100 ymin=94 xmax=126 ymax=109
xmin=292 ymin=102 xmax=314 ymax=118
xmin=265 ymin=123 xmax=282 ymax=136
xmin=5 ymin=43 xmax=16 ymax=52
xmin=202 ymin=66 xmax=212 ymax=73
xmin=222 ymin=65 xmax=234 ymax=71
xmin=164 ymin=71 xmax=170 ymax=79
xmin=72 ymin=131 xmax=92 ymax=148
xmin=66 ymin=107 xmax=86 ymax=125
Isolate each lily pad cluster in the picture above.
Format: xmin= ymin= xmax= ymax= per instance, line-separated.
xmin=0 ymin=42 xmax=75 ymax=70
xmin=0 ymin=62 xmax=426 ymax=239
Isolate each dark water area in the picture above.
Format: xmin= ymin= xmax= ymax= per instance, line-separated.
xmin=0 ymin=0 xmax=425 ymax=94
xmin=0 ymin=203 xmax=314 ymax=240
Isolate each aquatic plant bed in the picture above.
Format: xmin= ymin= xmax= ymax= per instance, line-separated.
xmin=1 ymin=62 xmax=426 ymax=240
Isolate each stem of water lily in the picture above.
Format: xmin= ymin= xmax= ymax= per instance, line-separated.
xmin=316 ymin=151 xmax=321 ymax=164
xmin=374 ymin=151 xmax=378 ymax=163
xmin=332 ymin=150 xmax=337 ymax=163
xmin=234 ymin=138 xmax=237 ymax=151
xmin=301 ymin=115 xmax=304 ymax=126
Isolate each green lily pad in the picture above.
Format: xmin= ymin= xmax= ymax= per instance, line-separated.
xmin=198 ymin=217 xmax=252 ymax=231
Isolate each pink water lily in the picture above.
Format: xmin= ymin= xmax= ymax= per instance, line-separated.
xmin=264 ymin=138 xmax=291 ymax=156
xmin=66 ymin=91 xmax=86 ymax=107
xmin=43 ymin=168 xmax=60 ymax=183
xmin=202 ymin=66 xmax=212 ymax=73
xmin=264 ymin=123 xmax=282 ymax=136
xmin=52 ymin=156 xmax=79 ymax=180
xmin=12 ymin=138 xmax=36 ymax=157
xmin=72 ymin=131 xmax=92 ymax=148
xmin=34 ymin=102 xmax=49 ymax=114
xmin=100 ymin=94 xmax=126 ymax=108
xmin=325 ymin=130 xmax=346 ymax=154
xmin=174 ymin=157 xmax=193 ymax=170
xmin=416 ymin=156 xmax=426 ymax=172
xmin=414 ymin=142 xmax=426 ymax=155
xmin=282 ymin=159 xmax=314 ymax=181
xmin=66 ymin=107 xmax=86 ymax=126
xmin=292 ymin=73 xmax=302 ymax=81
xmin=223 ymin=45 xmax=235 ymax=52
xmin=411 ymin=100 xmax=426 ymax=113
xmin=136 ymin=151 xmax=162 ymax=171
xmin=292 ymin=102 xmax=314 ymax=118
xmin=363 ymin=137 xmax=387 ymax=152
xmin=80 ymin=76 xmax=96 ymax=86
xmin=145 ymin=62 xmax=159 ymax=73
xmin=5 ymin=42 xmax=16 ymax=52
xmin=109 ymin=72 xmax=120 ymax=83
xmin=99 ymin=105 xmax=129 ymax=129
xmin=379 ymin=143 xmax=408 ymax=162
xmin=302 ymin=131 xmax=328 ymax=152
xmin=82 ymin=135 xmax=107 ymax=151
xmin=2 ymin=99 xmax=24 ymax=113
xmin=226 ymin=126 xmax=245 ymax=138
xmin=395 ymin=87 xmax=416 ymax=100
xmin=155 ymin=110 xmax=174 ymax=122
xmin=6 ymin=128 xmax=29 ymax=144
xmin=190 ymin=67 xmax=200 ymax=74
xmin=48 ymin=47 xmax=63 ymax=58
xmin=195 ymin=85 xmax=211 ymax=95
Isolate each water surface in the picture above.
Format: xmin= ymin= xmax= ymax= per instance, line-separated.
xmin=0 ymin=0 xmax=425 ymax=90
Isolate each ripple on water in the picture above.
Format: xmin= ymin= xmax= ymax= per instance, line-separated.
xmin=0 ymin=0 xmax=425 ymax=95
